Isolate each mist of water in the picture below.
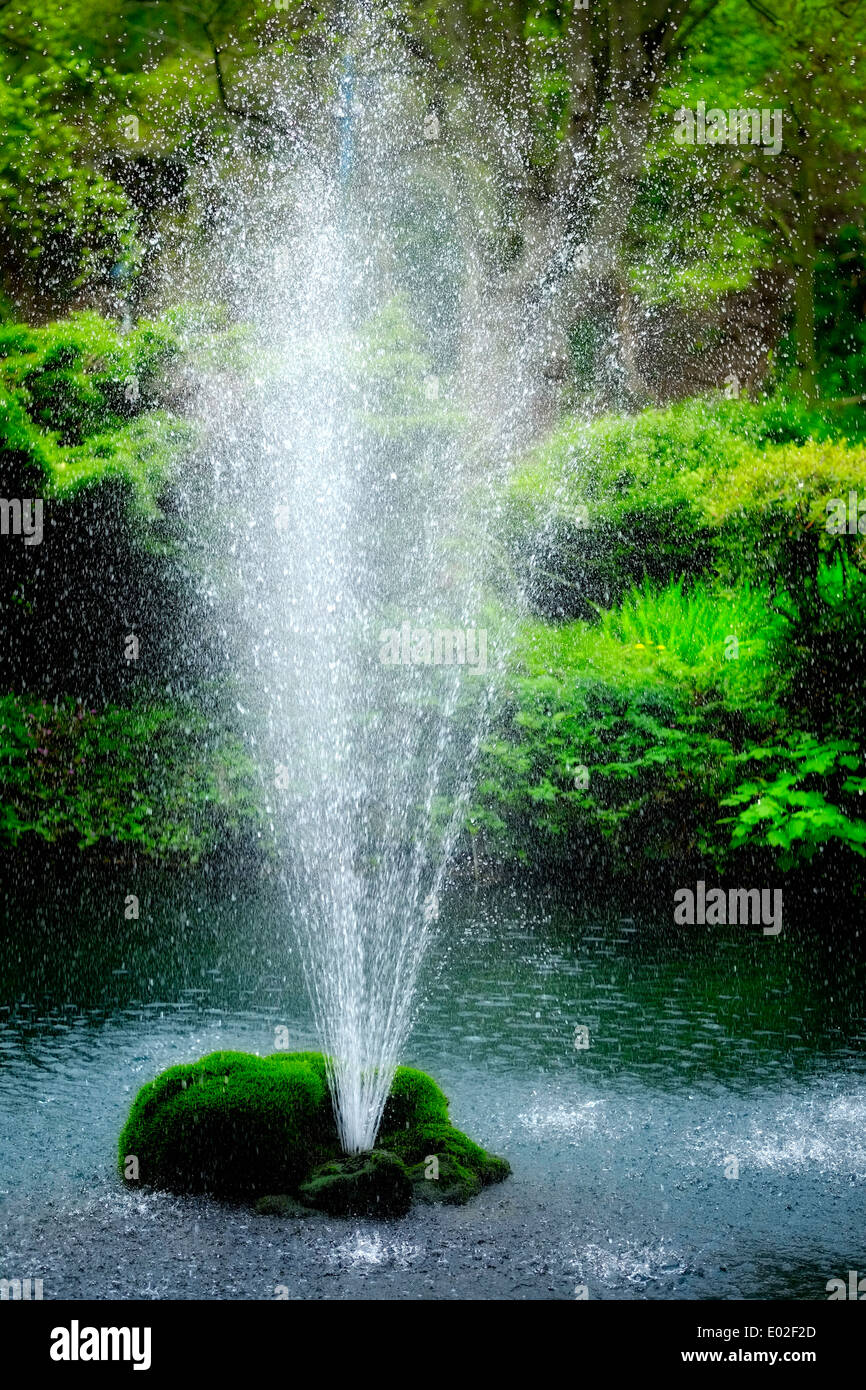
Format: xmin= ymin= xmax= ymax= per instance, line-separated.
xmin=182 ymin=17 xmax=532 ymax=1151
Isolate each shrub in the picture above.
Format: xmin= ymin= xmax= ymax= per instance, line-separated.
xmin=499 ymin=398 xmax=866 ymax=618
xmin=0 ymin=311 xmax=190 ymax=510
xmin=719 ymin=735 xmax=866 ymax=870
xmin=0 ymin=696 xmax=262 ymax=861
xmin=470 ymin=577 xmax=788 ymax=867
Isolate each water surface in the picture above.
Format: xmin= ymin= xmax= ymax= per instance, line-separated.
xmin=1 ymin=875 xmax=863 ymax=1300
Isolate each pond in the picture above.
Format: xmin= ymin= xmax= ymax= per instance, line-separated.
xmin=1 ymin=872 xmax=864 ymax=1300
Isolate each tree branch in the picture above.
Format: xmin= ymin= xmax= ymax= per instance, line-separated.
xmin=668 ymin=0 xmax=726 ymax=56
xmin=744 ymin=0 xmax=780 ymax=25
xmin=201 ymin=17 xmax=307 ymax=149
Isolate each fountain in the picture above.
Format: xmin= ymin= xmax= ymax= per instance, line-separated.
xmin=3 ymin=0 xmax=864 ymax=1311
xmin=181 ymin=15 xmax=514 ymax=1159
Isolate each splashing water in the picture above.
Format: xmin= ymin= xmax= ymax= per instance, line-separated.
xmin=187 ymin=18 xmax=527 ymax=1152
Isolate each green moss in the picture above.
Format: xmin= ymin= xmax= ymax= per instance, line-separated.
xmin=254 ymin=1193 xmax=313 ymax=1218
xmin=298 ymin=1149 xmax=413 ymax=1218
xmin=119 ymin=1050 xmax=510 ymax=1210
xmin=383 ymin=1117 xmax=503 ymax=1180
xmin=119 ymin=1050 xmax=337 ymax=1197
xmin=378 ymin=1064 xmax=450 ymax=1131
xmin=378 ymin=1094 xmax=512 ymax=1190
xmin=407 ymin=1154 xmax=482 ymax=1204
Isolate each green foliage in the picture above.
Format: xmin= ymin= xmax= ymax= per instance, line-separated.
xmin=48 ymin=412 xmax=196 ymax=517
xmin=350 ymin=294 xmax=462 ymax=437
xmin=632 ymin=0 xmax=866 ymax=392
xmin=483 ymin=394 xmax=866 ymax=876
xmin=118 ymin=1050 xmax=510 ymax=1204
xmin=0 ymin=311 xmax=180 ymax=430
xmin=501 ymin=398 xmax=738 ymax=615
xmin=710 ymin=438 xmax=866 ymax=530
xmin=627 ymin=125 xmax=773 ymax=310
xmin=0 ymin=310 xmax=193 ymax=510
xmin=719 ymin=735 xmax=866 ymax=868
xmin=0 ymin=0 xmax=862 ymax=894
xmin=0 ymin=0 xmax=861 ymax=401
xmin=501 ymin=396 xmax=866 ymax=619
xmin=0 ymin=59 xmax=139 ymax=302
xmin=520 ymin=577 xmax=781 ymax=704
xmin=0 ymin=696 xmax=262 ymax=861
xmin=814 ymin=226 xmax=866 ymax=398
xmin=509 ymin=397 xmax=747 ymax=520
xmin=685 ymin=392 xmax=866 ymax=448
xmin=472 ymin=575 xmax=782 ymax=866
xmin=510 ymin=395 xmax=866 ymax=528
xmin=765 ymin=555 xmax=866 ymax=746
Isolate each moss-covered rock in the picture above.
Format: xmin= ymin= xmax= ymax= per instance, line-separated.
xmin=375 ymin=1066 xmax=511 ymax=1191
xmin=407 ymin=1153 xmax=482 ymax=1205
xmin=298 ymin=1149 xmax=412 ymax=1218
xmin=378 ymin=1064 xmax=451 ymax=1132
xmin=118 ymin=1050 xmax=510 ymax=1213
xmin=254 ymin=1193 xmax=314 ymax=1218
xmin=118 ymin=1050 xmax=339 ymax=1197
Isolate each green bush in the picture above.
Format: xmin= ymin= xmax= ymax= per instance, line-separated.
xmin=499 ymin=397 xmax=866 ymax=618
xmin=719 ymin=734 xmax=866 ymax=870
xmin=0 ymin=311 xmax=191 ymax=511
xmin=469 ymin=572 xmax=866 ymax=873
xmin=0 ymin=696 xmax=262 ymax=861
xmin=476 ymin=385 xmax=866 ymax=879
xmin=710 ymin=438 xmax=866 ymax=530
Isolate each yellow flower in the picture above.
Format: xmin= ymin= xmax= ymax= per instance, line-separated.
xmin=634 ymin=642 xmax=646 ymax=649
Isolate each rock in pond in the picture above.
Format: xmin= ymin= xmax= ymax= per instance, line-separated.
xmin=118 ymin=1050 xmax=510 ymax=1214
xmin=298 ymin=1149 xmax=412 ymax=1218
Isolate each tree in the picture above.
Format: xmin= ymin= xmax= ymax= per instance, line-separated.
xmin=388 ymin=0 xmax=716 ymax=429
xmin=652 ymin=0 xmax=866 ymax=401
xmin=751 ymin=0 xmax=865 ymax=400
xmin=4 ymin=0 xmax=862 ymax=413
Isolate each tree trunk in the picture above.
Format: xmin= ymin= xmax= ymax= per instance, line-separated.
xmin=500 ymin=94 xmax=656 ymax=433
xmin=794 ymin=140 xmax=819 ymax=402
